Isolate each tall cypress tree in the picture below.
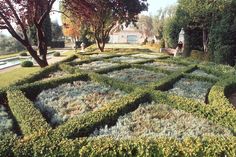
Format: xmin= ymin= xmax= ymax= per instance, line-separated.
xmin=43 ymin=15 xmax=52 ymax=46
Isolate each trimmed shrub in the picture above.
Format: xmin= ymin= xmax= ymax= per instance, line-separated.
xmin=19 ymin=52 xmax=28 ymax=56
xmin=21 ymin=61 xmax=33 ymax=67
xmin=51 ymin=41 xmax=65 ymax=48
xmin=7 ymin=90 xmax=50 ymax=135
xmin=189 ymin=50 xmax=210 ymax=61
xmin=53 ymin=52 xmax=60 ymax=57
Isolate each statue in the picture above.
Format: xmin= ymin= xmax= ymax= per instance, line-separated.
xmin=80 ymin=42 xmax=85 ymax=53
xmin=174 ymin=28 xmax=185 ymax=57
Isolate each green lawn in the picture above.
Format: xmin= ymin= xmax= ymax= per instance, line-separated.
xmin=0 ymin=67 xmax=40 ymax=88
xmin=0 ymin=52 xmax=19 ymax=60
xmin=0 ymin=50 xmax=75 ymax=88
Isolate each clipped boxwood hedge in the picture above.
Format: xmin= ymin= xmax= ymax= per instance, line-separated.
xmin=209 ymin=75 xmax=236 ymax=108
xmin=7 ymin=89 xmax=50 ymax=135
xmin=11 ymin=135 xmax=236 ymax=157
xmin=21 ymin=61 xmax=33 ymax=67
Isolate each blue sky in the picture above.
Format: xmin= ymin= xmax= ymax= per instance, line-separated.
xmin=146 ymin=0 xmax=177 ymax=15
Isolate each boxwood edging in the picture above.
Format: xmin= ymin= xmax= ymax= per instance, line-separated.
xmin=183 ymin=73 xmax=219 ymax=83
xmin=151 ymin=65 xmax=197 ymax=91
xmin=151 ymin=91 xmax=236 ymax=134
xmin=17 ymin=73 xmax=89 ymax=101
xmin=89 ymin=72 xmax=137 ymax=93
xmin=53 ymin=89 xmax=150 ymax=139
xmin=208 ymin=75 xmax=236 ymax=109
xmin=11 ymin=134 xmax=236 ymax=156
xmin=7 ymin=89 xmax=51 ymax=136
xmin=198 ymin=62 xmax=235 ymax=77
xmin=11 ymin=55 xmax=78 ymax=87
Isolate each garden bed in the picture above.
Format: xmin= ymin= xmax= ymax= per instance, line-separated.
xmin=190 ymin=69 xmax=218 ymax=79
xmin=131 ymin=53 xmax=162 ymax=59
xmin=0 ymin=105 xmax=13 ymax=136
xmin=104 ymin=68 xmax=167 ymax=86
xmin=167 ymin=78 xmax=213 ymax=103
xmin=88 ymin=54 xmax=113 ymax=59
xmin=109 ymin=56 xmax=148 ymax=63
xmin=41 ymin=70 xmax=70 ymax=81
xmin=34 ymin=80 xmax=127 ymax=126
xmin=76 ymin=61 xmax=119 ymax=71
xmin=144 ymin=61 xmax=186 ymax=71
xmin=92 ymin=102 xmax=232 ymax=139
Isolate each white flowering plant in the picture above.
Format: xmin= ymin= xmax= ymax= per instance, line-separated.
xmin=104 ymin=68 xmax=168 ymax=85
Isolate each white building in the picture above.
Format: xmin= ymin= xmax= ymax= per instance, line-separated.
xmin=109 ymin=24 xmax=145 ymax=44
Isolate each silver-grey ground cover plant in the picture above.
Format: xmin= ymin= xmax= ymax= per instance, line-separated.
xmin=42 ymin=71 xmax=69 ymax=81
xmin=0 ymin=106 xmax=13 ymax=135
xmin=131 ymin=53 xmax=162 ymax=59
xmin=35 ymin=81 xmax=127 ymax=126
xmin=144 ymin=62 xmax=186 ymax=71
xmin=109 ymin=56 xmax=147 ymax=63
xmin=77 ymin=61 xmax=119 ymax=71
xmin=104 ymin=68 xmax=167 ymax=85
xmin=191 ymin=69 xmax=218 ymax=79
xmin=92 ymin=102 xmax=232 ymax=140
xmin=168 ymin=78 xmax=213 ymax=103
xmin=88 ymin=54 xmax=112 ymax=59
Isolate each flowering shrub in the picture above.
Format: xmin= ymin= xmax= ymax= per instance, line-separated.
xmin=42 ymin=71 xmax=70 ymax=81
xmin=109 ymin=56 xmax=147 ymax=63
xmin=77 ymin=61 xmax=119 ymax=71
xmin=131 ymin=53 xmax=162 ymax=59
xmin=104 ymin=68 xmax=167 ymax=85
xmin=168 ymin=78 xmax=213 ymax=102
xmin=144 ymin=62 xmax=186 ymax=71
xmin=191 ymin=69 xmax=218 ymax=79
xmin=0 ymin=106 xmax=13 ymax=136
xmin=34 ymin=81 xmax=126 ymax=126
xmin=92 ymin=102 xmax=232 ymax=139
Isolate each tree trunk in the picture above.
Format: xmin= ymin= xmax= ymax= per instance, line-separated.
xmin=26 ymin=45 xmax=48 ymax=67
xmin=203 ymin=28 xmax=209 ymax=53
xmin=36 ymin=24 xmax=49 ymax=67
xmin=95 ymin=37 xmax=105 ymax=52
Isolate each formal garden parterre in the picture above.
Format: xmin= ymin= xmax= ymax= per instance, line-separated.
xmin=0 ymin=48 xmax=236 ymax=156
